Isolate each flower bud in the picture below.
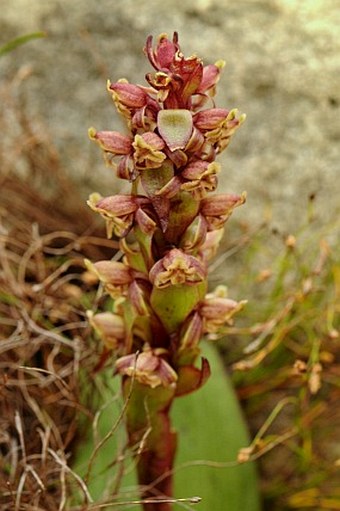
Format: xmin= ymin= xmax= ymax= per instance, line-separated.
xmin=115 ymin=346 xmax=178 ymax=388
xmin=128 ymin=280 xmax=151 ymax=316
xmin=198 ymin=229 xmax=224 ymax=261
xmin=196 ymin=61 xmax=225 ymax=95
xmin=178 ymin=311 xmax=203 ymax=352
xmin=179 ymin=214 xmax=207 ymax=252
xmin=144 ymin=33 xmax=178 ymax=71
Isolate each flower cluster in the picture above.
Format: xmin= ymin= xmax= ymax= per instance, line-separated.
xmin=88 ymin=31 xmax=246 ymax=395
xmin=87 ymin=32 xmax=245 ymax=506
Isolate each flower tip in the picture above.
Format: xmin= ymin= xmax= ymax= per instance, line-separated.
xmin=88 ymin=127 xmax=97 ymax=140
xmin=87 ymin=192 xmax=102 ymax=210
xmin=239 ymin=113 xmax=247 ymax=124
xmin=86 ymin=310 xmax=93 ymax=320
xmin=83 ymin=258 xmax=93 ymax=273
xmin=227 ymin=109 xmax=238 ymax=120
xmin=215 ymin=59 xmax=226 ymax=70
xmin=158 ymin=32 xmax=169 ymax=42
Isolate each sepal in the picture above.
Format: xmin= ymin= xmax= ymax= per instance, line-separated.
xmin=175 ymin=357 xmax=211 ymax=397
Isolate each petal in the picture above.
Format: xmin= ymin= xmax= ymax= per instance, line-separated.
xmin=88 ymin=128 xmax=132 ymax=155
xmin=116 ymin=349 xmax=178 ymax=388
xmin=94 ymin=195 xmax=138 ymax=215
xmin=109 ymin=79 xmax=148 ymax=108
xmin=196 ymin=60 xmax=225 ymax=94
xmin=84 ymin=259 xmax=132 ymax=285
xmin=193 ymin=108 xmax=229 ymax=130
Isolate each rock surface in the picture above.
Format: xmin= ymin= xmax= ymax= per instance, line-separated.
xmin=1 ymin=0 xmax=339 ymax=232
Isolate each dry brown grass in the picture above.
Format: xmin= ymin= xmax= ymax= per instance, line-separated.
xmin=0 ymin=75 xmax=119 ymax=510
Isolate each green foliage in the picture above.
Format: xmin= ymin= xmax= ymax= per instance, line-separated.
xmin=216 ymin=211 xmax=340 ymax=510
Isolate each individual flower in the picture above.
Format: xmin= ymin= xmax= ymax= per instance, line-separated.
xmin=87 ymin=193 xmax=155 ymax=238
xmin=200 ymin=192 xmax=246 ymax=230
xmin=199 ymin=285 xmax=247 ymax=333
xmin=149 ymin=248 xmax=206 ymax=288
xmin=87 ymin=311 xmax=126 ymax=350
xmin=156 ymin=160 xmax=220 ymax=200
xmin=84 ymin=259 xmax=133 ymax=298
xmin=132 ymin=132 xmax=166 ymax=169
xmin=115 ymin=345 xmax=178 ymax=388
xmin=180 ymin=160 xmax=220 ymax=198
xmin=88 ymin=127 xmax=132 ymax=155
xmin=195 ymin=108 xmax=246 ymax=153
xmin=108 ymin=79 xmax=149 ymax=118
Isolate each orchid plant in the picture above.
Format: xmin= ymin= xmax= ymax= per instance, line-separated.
xmin=86 ymin=32 xmax=246 ymax=510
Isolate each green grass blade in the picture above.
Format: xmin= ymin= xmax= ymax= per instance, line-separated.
xmin=0 ymin=32 xmax=46 ymax=57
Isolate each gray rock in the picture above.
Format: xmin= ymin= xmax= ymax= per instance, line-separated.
xmin=1 ymin=0 xmax=339 ymax=233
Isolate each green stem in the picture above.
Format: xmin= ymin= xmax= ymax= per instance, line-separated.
xmin=122 ymin=379 xmax=177 ymax=510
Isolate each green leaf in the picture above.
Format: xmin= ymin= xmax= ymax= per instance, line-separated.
xmin=0 ymin=32 xmax=46 ymax=57
xmin=172 ymin=342 xmax=261 ymax=510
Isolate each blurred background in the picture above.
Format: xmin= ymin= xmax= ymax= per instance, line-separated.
xmin=1 ymin=0 xmax=339 ymax=232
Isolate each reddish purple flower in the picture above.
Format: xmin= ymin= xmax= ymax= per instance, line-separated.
xmin=149 ymin=248 xmax=206 ymax=288
xmin=87 ymin=193 xmax=155 ymax=238
xmin=116 ymin=345 xmax=178 ymax=388
xmin=200 ymin=192 xmax=246 ymax=230
xmin=199 ymin=286 xmax=247 ymax=333
xmin=145 ymin=32 xmax=203 ymax=109
xmin=87 ymin=311 xmax=126 ymax=350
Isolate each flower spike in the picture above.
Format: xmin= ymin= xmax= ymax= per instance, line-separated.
xmin=87 ymin=32 xmax=246 ymax=509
